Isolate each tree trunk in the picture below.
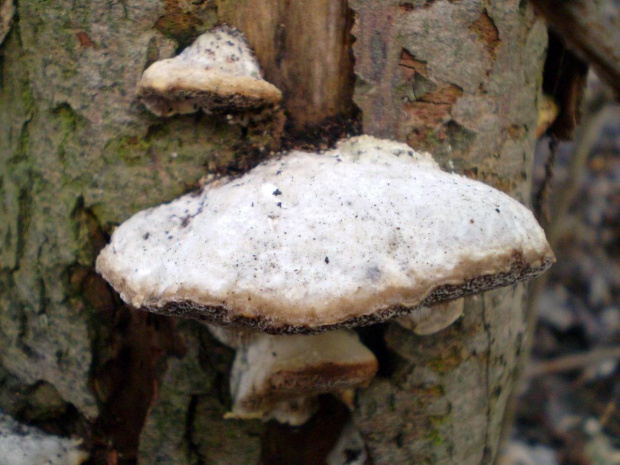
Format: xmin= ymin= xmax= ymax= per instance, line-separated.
xmin=0 ymin=0 xmax=546 ymax=464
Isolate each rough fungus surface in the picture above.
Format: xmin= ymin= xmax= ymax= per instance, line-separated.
xmin=97 ymin=136 xmax=553 ymax=333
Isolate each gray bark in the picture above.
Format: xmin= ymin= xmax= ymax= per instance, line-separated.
xmin=350 ymin=1 xmax=546 ymax=463
xmin=0 ymin=0 xmax=547 ymax=463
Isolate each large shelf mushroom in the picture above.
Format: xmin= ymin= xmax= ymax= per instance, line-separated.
xmin=96 ymin=135 xmax=554 ymax=423
xmin=137 ymin=26 xmax=281 ymax=118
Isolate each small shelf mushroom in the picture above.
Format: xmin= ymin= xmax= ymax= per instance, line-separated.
xmin=206 ymin=323 xmax=377 ymax=424
xmin=96 ymin=135 xmax=555 ymax=424
xmin=137 ymin=26 xmax=281 ymax=118
xmin=215 ymin=328 xmax=378 ymax=425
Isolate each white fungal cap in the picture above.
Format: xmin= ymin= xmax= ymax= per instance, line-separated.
xmin=96 ymin=135 xmax=554 ymax=334
xmin=137 ymin=26 xmax=281 ymax=116
xmin=0 ymin=412 xmax=88 ymax=465
xmin=225 ymin=330 xmax=378 ymax=424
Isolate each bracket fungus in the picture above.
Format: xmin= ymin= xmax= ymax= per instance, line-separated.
xmin=137 ymin=26 xmax=281 ymax=118
xmin=96 ymin=135 xmax=554 ymax=423
xmin=217 ymin=329 xmax=378 ymax=425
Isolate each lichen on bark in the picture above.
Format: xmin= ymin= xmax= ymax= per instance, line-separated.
xmin=138 ymin=320 xmax=263 ymax=465
xmin=0 ymin=0 xmax=272 ymax=460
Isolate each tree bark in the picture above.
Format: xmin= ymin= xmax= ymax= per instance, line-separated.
xmin=0 ymin=0 xmax=546 ymax=464
xmin=350 ymin=2 xmax=546 ymax=463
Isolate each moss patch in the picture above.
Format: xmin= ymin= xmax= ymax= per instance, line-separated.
xmin=103 ymin=135 xmax=150 ymax=165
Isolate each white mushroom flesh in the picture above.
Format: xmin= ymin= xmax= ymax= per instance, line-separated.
xmin=174 ymin=27 xmax=262 ymax=78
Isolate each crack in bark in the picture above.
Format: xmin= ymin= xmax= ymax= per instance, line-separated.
xmin=481 ymin=296 xmax=492 ymax=465
xmin=13 ymin=182 xmax=32 ymax=272
xmin=36 ymin=244 xmax=47 ymax=315
xmin=185 ymin=394 xmax=206 ymax=465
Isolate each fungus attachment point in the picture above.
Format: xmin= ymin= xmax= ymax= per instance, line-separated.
xmin=396 ymin=299 xmax=465 ymax=335
xmin=137 ymin=26 xmax=281 ymax=118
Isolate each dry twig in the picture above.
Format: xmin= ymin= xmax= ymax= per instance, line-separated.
xmin=526 ymin=346 xmax=620 ymax=378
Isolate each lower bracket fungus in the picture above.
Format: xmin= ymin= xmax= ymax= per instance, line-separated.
xmin=96 ymin=135 xmax=554 ymax=424
xmin=219 ymin=329 xmax=377 ymax=425
xmin=137 ymin=26 xmax=282 ymax=118
xmin=205 ymin=324 xmax=377 ymax=424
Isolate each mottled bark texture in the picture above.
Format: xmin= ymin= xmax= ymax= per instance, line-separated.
xmin=351 ymin=2 xmax=546 ymax=463
xmin=0 ymin=0 xmax=546 ymax=464
xmin=0 ymin=1 xmax=263 ymax=461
